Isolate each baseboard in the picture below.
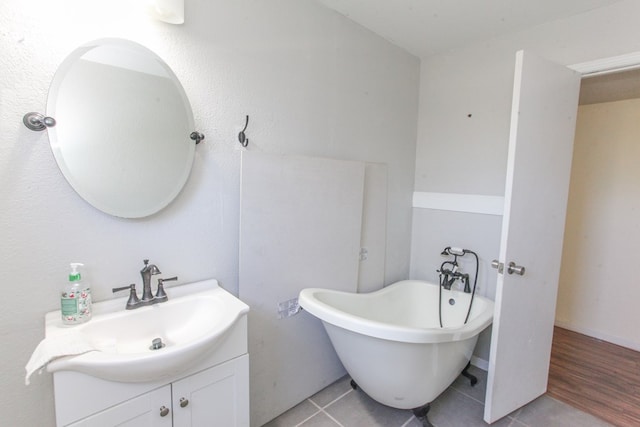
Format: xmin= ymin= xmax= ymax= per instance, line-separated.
xmin=470 ymin=356 xmax=489 ymax=371
xmin=554 ymin=320 xmax=640 ymax=352
xmin=469 ymin=323 xmax=639 ymax=374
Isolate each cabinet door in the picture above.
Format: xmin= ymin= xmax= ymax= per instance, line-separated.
xmin=68 ymin=385 xmax=172 ymax=427
xmin=172 ymin=355 xmax=249 ymax=427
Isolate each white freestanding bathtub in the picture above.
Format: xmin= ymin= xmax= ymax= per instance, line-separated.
xmin=298 ymin=280 xmax=494 ymax=411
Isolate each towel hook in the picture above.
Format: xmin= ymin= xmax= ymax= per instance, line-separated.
xmin=238 ymin=115 xmax=249 ymax=147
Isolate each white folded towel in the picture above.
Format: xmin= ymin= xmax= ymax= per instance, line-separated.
xmin=25 ymin=331 xmax=99 ymax=385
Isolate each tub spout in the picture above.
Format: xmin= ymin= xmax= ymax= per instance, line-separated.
xmin=442 ymin=272 xmax=456 ymax=290
xmin=438 ymin=260 xmax=458 ymax=290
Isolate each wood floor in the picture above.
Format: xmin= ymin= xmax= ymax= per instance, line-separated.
xmin=547 ymin=327 xmax=640 ymax=427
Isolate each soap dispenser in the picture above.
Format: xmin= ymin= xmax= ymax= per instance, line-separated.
xmin=61 ymin=263 xmax=92 ymax=325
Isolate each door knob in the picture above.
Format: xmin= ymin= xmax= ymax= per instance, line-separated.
xmin=179 ymin=397 xmax=189 ymax=408
xmin=507 ymin=262 xmax=525 ymax=276
xmin=491 ymin=259 xmax=504 ymax=274
xmin=159 ymin=406 xmax=170 ymax=417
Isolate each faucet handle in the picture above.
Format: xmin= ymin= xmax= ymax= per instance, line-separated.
xmin=112 ymin=284 xmax=134 ymax=293
xmin=155 ymin=276 xmax=177 ymax=302
xmin=112 ymin=284 xmax=140 ymax=310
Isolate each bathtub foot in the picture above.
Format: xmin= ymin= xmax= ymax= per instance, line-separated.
xmin=350 ymin=379 xmax=358 ymax=390
xmin=412 ymin=404 xmax=433 ymax=427
xmin=461 ymin=362 xmax=478 ymax=386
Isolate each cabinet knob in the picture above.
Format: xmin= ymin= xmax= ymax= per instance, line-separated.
xmin=159 ymin=406 xmax=170 ymax=417
xmin=179 ymin=397 xmax=189 ymax=408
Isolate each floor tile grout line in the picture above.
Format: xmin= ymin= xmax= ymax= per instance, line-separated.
xmin=280 ymin=374 xmax=602 ymax=427
xmin=320 ymin=408 xmax=346 ymax=427
xmin=307 ymin=397 xmax=345 ymax=427
xmin=450 ymin=371 xmax=532 ymax=426
xmin=293 ymin=402 xmax=322 ymax=427
xmin=279 ymin=369 xmax=609 ymax=427
xmin=400 ymin=414 xmax=418 ymax=427
xmin=303 ymin=391 xmax=351 ymax=427
xmin=447 ymin=385 xmax=521 ymax=425
xmin=507 ymin=416 xmax=530 ymax=427
xmin=449 ymin=384 xmax=485 ymax=405
xmin=308 ymin=398 xmax=323 ymax=411
xmin=309 ymin=388 xmax=354 ymax=410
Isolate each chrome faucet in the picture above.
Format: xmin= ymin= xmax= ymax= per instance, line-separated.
xmin=112 ymin=259 xmax=178 ymax=309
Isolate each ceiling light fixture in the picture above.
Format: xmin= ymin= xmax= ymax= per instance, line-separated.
xmin=147 ymin=0 xmax=184 ymax=24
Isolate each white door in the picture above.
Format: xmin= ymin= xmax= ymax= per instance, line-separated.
xmin=484 ymin=51 xmax=581 ymax=423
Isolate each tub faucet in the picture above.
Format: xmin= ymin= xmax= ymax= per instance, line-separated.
xmin=438 ymin=260 xmax=458 ymax=290
xmin=439 ymin=247 xmax=477 ymax=293
xmin=440 ymin=270 xmax=454 ymax=290
xmin=438 ymin=260 xmax=472 ymax=293
xmin=440 ymin=269 xmax=457 ymax=290
xmin=440 ymin=270 xmax=471 ymax=293
xmin=140 ymin=259 xmax=161 ymax=304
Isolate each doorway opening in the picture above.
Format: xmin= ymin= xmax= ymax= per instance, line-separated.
xmin=549 ymin=65 xmax=640 ymax=426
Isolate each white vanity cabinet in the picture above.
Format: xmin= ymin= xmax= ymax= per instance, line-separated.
xmin=67 ymin=385 xmax=172 ymax=426
xmin=53 ymin=315 xmax=249 ymax=427
xmin=66 ymin=355 xmax=249 ymax=427
xmin=172 ymin=355 xmax=249 ymax=426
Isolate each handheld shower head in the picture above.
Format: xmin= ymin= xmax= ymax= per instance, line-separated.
xmin=448 ymin=247 xmax=465 ymax=256
xmin=441 ymin=246 xmax=466 ymax=256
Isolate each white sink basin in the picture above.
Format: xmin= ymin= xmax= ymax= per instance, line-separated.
xmin=45 ymin=279 xmax=249 ymax=383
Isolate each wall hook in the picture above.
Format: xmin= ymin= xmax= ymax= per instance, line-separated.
xmin=238 ymin=115 xmax=249 ymax=147
xmin=23 ymin=112 xmax=56 ymax=131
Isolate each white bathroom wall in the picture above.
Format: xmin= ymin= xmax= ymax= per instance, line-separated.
xmin=556 ymin=98 xmax=640 ymax=351
xmin=358 ymin=163 xmax=388 ymax=293
xmin=239 ymin=152 xmax=365 ymax=426
xmin=411 ymin=0 xmax=640 ymax=361
xmin=0 ymin=1 xmax=419 ymax=425
xmin=238 ymin=154 xmax=388 ymax=425
xmin=410 ymin=208 xmax=501 ymax=363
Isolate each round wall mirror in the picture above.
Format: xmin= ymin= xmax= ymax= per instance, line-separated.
xmin=46 ymin=38 xmax=197 ymax=218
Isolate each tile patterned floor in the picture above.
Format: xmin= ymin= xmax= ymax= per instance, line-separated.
xmin=263 ymin=365 xmax=613 ymax=427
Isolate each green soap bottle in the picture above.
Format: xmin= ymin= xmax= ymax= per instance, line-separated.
xmin=61 ymin=263 xmax=92 ymax=325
